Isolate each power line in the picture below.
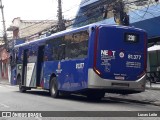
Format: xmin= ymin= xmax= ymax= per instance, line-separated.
xmin=16 ymin=0 xmax=160 ymax=39
xmin=16 ymin=0 xmax=90 ymax=32
xmin=12 ymin=0 xmax=96 ymax=35
xmin=19 ymin=16 xmax=57 ymax=31
xmin=71 ymin=0 xmax=129 ymax=26
xmin=19 ymin=0 xmax=66 ymax=36
xmin=125 ymin=3 xmax=160 ymax=25
xmin=70 ymin=0 xmax=115 ymax=22
xmin=141 ymin=0 xmax=152 ymax=18
xmin=17 ymin=0 xmax=122 ymax=36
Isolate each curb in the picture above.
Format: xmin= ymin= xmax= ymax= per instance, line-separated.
xmin=146 ymin=86 xmax=160 ymax=91
xmin=0 ymin=81 xmax=10 ymax=85
xmin=0 ymin=83 xmax=10 ymax=85
xmin=151 ymin=101 xmax=160 ymax=106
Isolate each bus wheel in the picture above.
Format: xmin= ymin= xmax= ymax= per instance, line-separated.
xmin=86 ymin=91 xmax=105 ymax=101
xmin=50 ymin=77 xmax=59 ymax=98
xmin=19 ymin=85 xmax=26 ymax=93
xmin=18 ymin=76 xmax=26 ymax=93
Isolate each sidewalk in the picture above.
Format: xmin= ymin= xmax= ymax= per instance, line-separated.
xmin=146 ymin=82 xmax=160 ymax=90
xmin=0 ymin=78 xmax=10 ymax=85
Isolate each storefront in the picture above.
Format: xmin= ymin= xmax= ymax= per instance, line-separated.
xmin=0 ymin=47 xmax=10 ymax=79
xmin=148 ymin=45 xmax=160 ymax=71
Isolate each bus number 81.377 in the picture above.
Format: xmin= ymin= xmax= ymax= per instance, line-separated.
xmin=128 ymin=54 xmax=141 ymax=60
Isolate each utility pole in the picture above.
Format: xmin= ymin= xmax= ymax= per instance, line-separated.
xmin=0 ymin=0 xmax=7 ymax=48
xmin=57 ymin=0 xmax=65 ymax=31
xmin=113 ymin=0 xmax=129 ymax=26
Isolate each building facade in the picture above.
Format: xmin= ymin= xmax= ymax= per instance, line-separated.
xmin=7 ymin=17 xmax=58 ymax=41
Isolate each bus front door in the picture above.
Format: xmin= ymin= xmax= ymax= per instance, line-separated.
xmin=22 ymin=49 xmax=28 ymax=86
xmin=36 ymin=45 xmax=45 ymax=87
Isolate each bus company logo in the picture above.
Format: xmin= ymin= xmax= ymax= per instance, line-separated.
xmin=76 ymin=63 xmax=84 ymax=69
xmin=56 ymin=62 xmax=62 ymax=73
xmin=119 ymin=52 xmax=125 ymax=58
xmin=101 ymin=50 xmax=116 ymax=58
xmin=58 ymin=62 xmax=61 ymax=69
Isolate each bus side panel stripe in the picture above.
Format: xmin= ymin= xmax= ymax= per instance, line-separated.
xmin=30 ymin=63 xmax=37 ymax=87
xmin=26 ymin=63 xmax=35 ymax=87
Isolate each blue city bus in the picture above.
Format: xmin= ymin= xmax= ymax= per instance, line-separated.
xmin=11 ymin=24 xmax=147 ymax=100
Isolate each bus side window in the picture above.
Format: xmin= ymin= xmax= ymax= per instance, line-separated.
xmin=66 ymin=43 xmax=78 ymax=59
xmin=52 ymin=46 xmax=58 ymax=60
xmin=64 ymin=30 xmax=89 ymax=59
xmin=58 ymin=44 xmax=66 ymax=60
xmin=65 ymin=40 xmax=88 ymax=59
xmin=78 ymin=40 xmax=88 ymax=58
xmin=45 ymin=42 xmax=57 ymax=61
xmin=43 ymin=44 xmax=48 ymax=61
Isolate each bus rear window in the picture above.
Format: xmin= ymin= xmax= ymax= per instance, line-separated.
xmin=124 ymin=33 xmax=139 ymax=43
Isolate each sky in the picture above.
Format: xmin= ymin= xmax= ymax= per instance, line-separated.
xmin=0 ymin=0 xmax=81 ymax=35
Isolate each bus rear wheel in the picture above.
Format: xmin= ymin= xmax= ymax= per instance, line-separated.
xmin=50 ymin=77 xmax=60 ymax=98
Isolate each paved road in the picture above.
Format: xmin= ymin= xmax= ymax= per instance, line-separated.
xmin=0 ymin=84 xmax=160 ymax=120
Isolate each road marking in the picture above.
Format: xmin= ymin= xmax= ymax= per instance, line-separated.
xmin=0 ymin=103 xmax=10 ymax=108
